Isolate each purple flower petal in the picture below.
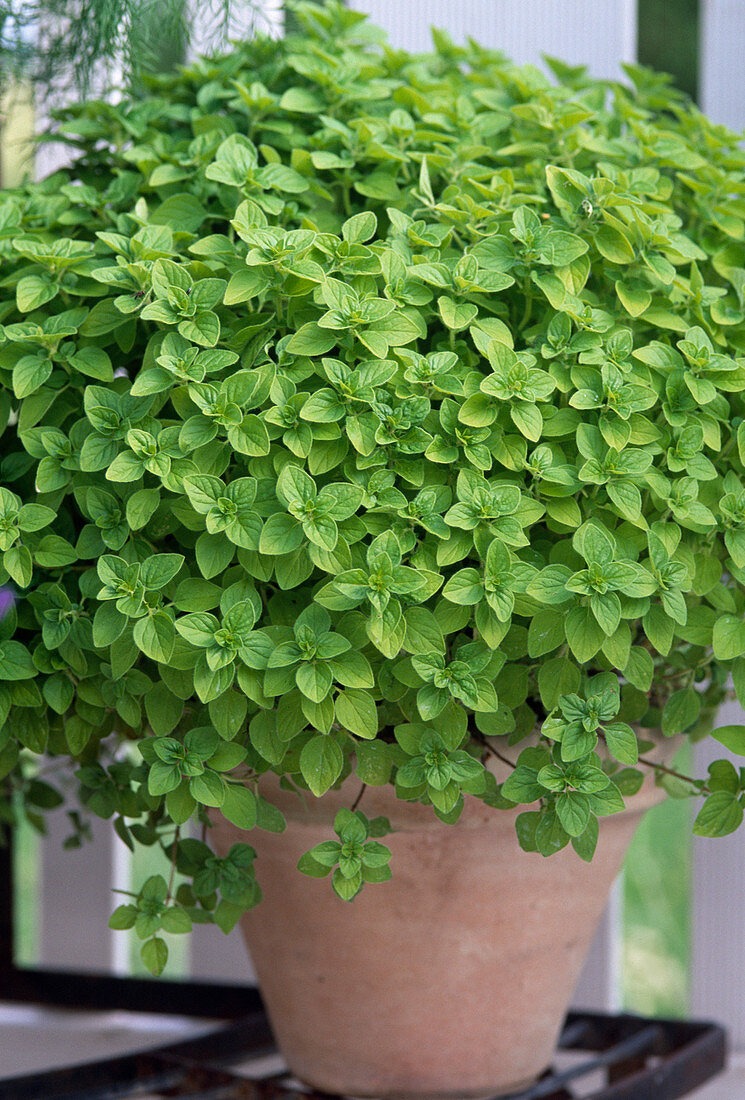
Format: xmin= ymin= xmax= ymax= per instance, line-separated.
xmin=0 ymin=588 xmax=16 ymax=619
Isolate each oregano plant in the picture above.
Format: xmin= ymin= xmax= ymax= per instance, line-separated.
xmin=2 ymin=0 xmax=745 ymax=973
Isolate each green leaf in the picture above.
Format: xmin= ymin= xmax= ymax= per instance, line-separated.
xmin=538 ymin=654 xmax=580 ymax=711
xmin=299 ymin=735 xmax=344 ymax=797
xmin=148 ymin=761 xmax=181 ymax=796
xmin=43 ymin=673 xmax=74 ymax=715
xmin=287 ymin=323 xmax=336 ymax=356
xmin=515 ymin=811 xmax=541 ymax=853
xmin=4 ymin=545 xmax=32 ymax=587
xmin=207 ymin=741 xmax=247 ymax=771
xmin=559 ymin=726 xmax=597 ymax=763
xmin=190 ymin=770 xmax=226 ymax=807
xmin=220 ymin=784 xmax=258 ymax=830
xmin=438 ymin=296 xmax=478 ymax=331
xmin=303 ymin=513 xmax=337 ymax=551
xmin=565 ymin=606 xmax=604 ymax=662
xmin=0 ymin=641 xmax=36 ymax=680
xmin=603 ymin=722 xmax=638 ymax=765
xmin=196 ymin=532 xmax=234 ymax=579
xmin=125 ymin=488 xmax=161 ymax=530
xmin=213 ymin=899 xmax=246 ymax=934
xmin=209 ymin=691 xmax=248 ymax=739
xmin=643 ymin=605 xmax=674 ymax=656
xmin=194 ymin=659 xmax=234 ymax=703
xmin=713 ymin=614 xmax=745 ymax=660
xmin=280 ymin=87 xmax=323 ymax=113
xmin=246 ymin=709 xmax=281 ymax=763
xmin=332 ymin=867 xmax=362 ymax=901
xmin=328 ymin=650 xmax=375 ymax=689
xmin=711 ymin=725 xmax=745 ymax=756
xmin=259 ymin=513 xmax=304 ymax=555
xmin=571 ymin=816 xmax=599 ymax=862
xmin=277 ymin=464 xmax=315 ymax=507
xmin=297 ymin=851 xmax=333 ymax=877
xmin=527 ymin=566 xmax=572 ymax=606
xmin=342 ymin=211 xmax=377 ymax=244
xmin=165 ymin=782 xmax=197 ymax=825
xmin=335 ymin=689 xmax=378 ymax=739
xmin=13 ymin=355 xmax=52 ymax=398
xmin=623 ymin=647 xmax=654 ymax=693
xmin=140 ymin=554 xmax=184 ymax=589
xmin=662 ymin=688 xmax=701 ymax=737
xmin=527 ymin=610 xmax=565 ymax=658
xmin=179 ymin=311 xmax=220 ymax=347
xmin=510 ymin=402 xmax=542 ymax=442
xmin=403 ymin=607 xmax=445 ymax=655
xmin=145 ymin=683 xmax=183 ymax=736
xmin=69 ymin=347 xmax=113 ymax=381
xmin=161 ymin=907 xmax=192 ymax=934
xmin=109 ymin=904 xmax=138 ymax=930
xmin=355 ymin=740 xmax=393 ymax=786
xmin=33 ymin=535 xmax=77 ymax=568
xmin=693 ymin=792 xmax=744 ymax=837
xmin=442 ymin=568 xmax=483 ymax=605
xmin=141 ymin=937 xmax=169 ymax=976
xmin=295 ymin=661 xmax=333 ymax=703
xmin=17 ymin=504 xmax=55 ymax=532
xmin=416 ymin=682 xmax=449 ymax=721
xmin=256 ymin=795 xmax=286 ymax=833
xmin=595 ymin=225 xmax=634 ymax=264
xmin=17 ymin=276 xmax=58 ymax=312
xmin=501 ymin=766 xmax=544 ymax=804
xmin=535 ymin=811 xmax=570 ymax=856
xmin=556 ymin=791 xmax=591 ymax=837
xmin=133 ymin=612 xmax=175 ymax=663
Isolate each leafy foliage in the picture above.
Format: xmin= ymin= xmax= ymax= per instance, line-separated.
xmin=2 ymin=0 xmax=745 ymax=970
xmin=298 ymin=808 xmax=391 ymax=901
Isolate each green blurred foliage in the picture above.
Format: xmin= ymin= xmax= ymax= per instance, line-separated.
xmin=638 ymin=0 xmax=699 ymax=101
xmin=623 ymin=746 xmax=692 ymax=1017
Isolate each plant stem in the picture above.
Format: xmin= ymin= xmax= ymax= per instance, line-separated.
xmin=341 ymin=181 xmax=352 ymax=217
xmin=635 ymin=753 xmax=708 ymax=793
xmin=472 ymin=733 xmax=517 ymax=771
xmin=166 ymin=825 xmax=181 ymax=903
xmin=518 ymin=292 xmax=533 ymax=331
xmin=351 ymin=782 xmax=367 ymax=811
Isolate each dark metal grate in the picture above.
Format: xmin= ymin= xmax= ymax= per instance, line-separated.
xmin=0 ymin=1004 xmax=726 ymax=1100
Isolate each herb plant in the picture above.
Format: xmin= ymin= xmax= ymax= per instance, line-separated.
xmin=2 ymin=0 xmax=745 ymax=973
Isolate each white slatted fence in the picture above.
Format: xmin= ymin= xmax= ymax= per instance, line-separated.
xmin=348 ymin=0 xmax=637 ymax=79
xmin=692 ymin=706 xmax=745 ymax=1046
xmin=701 ymin=0 xmax=745 ymax=132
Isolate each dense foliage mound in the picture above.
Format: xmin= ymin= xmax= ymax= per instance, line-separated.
xmin=2 ymin=0 xmax=745 ymax=968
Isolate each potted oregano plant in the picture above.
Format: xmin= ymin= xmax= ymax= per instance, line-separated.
xmin=2 ymin=1 xmax=745 ymax=1094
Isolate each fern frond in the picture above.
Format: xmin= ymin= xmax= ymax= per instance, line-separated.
xmin=0 ymin=0 xmax=278 ymax=101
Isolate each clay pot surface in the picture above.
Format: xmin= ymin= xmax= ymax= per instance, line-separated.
xmin=209 ymin=739 xmax=673 ymax=1099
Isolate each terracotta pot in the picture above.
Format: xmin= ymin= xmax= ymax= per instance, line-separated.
xmin=209 ymin=739 xmax=673 ymax=1100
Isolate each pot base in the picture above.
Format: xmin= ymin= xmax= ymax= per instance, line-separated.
xmin=321 ymin=1073 xmax=539 ymax=1100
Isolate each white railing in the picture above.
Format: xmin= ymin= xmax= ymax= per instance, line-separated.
xmin=6 ymin=0 xmax=745 ymax=1046
xmin=347 ymin=0 xmax=637 ymax=79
